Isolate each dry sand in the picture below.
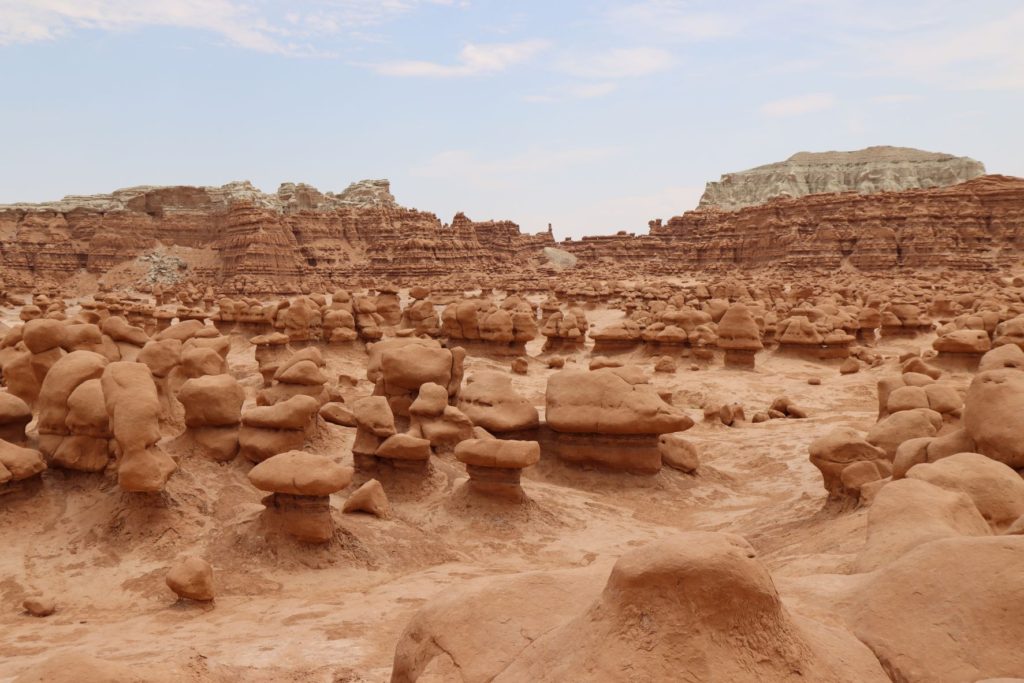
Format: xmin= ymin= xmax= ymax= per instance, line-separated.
xmin=0 ymin=308 xmax=966 ymax=681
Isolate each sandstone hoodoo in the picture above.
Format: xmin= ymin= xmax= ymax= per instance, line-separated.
xmin=174 ymin=373 xmax=245 ymax=461
xmin=6 ymin=142 xmax=1024 ymax=681
xmin=544 ymin=367 xmax=693 ymax=474
xmin=248 ymin=450 xmax=353 ymax=543
xmin=454 ymin=437 xmax=540 ymax=501
xmin=716 ymin=302 xmax=763 ymax=368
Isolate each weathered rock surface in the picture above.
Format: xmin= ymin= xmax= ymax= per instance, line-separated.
xmin=699 ymin=146 xmax=985 ymax=210
xmin=3 ymin=170 xmax=1023 ymax=289
xmin=0 ymin=181 xmax=554 ymax=290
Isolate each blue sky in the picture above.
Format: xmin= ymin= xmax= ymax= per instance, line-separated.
xmin=1 ymin=0 xmax=1022 ymax=238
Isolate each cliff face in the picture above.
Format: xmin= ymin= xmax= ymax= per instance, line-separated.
xmin=1 ymin=174 xmax=1022 ymax=291
xmin=0 ymin=180 xmax=556 ymax=289
xmin=561 ymin=175 xmax=1024 ymax=273
xmin=699 ymin=146 xmax=986 ymax=211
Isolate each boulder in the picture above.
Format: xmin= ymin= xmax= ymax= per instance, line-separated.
xmin=165 ymin=557 xmax=215 ymax=602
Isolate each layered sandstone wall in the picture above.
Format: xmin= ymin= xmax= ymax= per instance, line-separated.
xmin=699 ymin=146 xmax=986 ymax=211
xmin=1 ymin=173 xmax=1022 ymax=291
xmin=561 ymin=175 xmax=1024 ymax=273
xmin=0 ymin=180 xmax=556 ymax=290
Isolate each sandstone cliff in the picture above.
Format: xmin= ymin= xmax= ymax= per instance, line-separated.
xmin=1 ymin=173 xmax=1022 ymax=292
xmin=0 ymin=180 xmax=555 ymax=290
xmin=699 ymin=146 xmax=985 ymax=211
xmin=562 ymin=175 xmax=1024 ymax=273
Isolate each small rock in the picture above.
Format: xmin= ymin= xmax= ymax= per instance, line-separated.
xmin=751 ymin=412 xmax=769 ymax=423
xmin=342 ymin=478 xmax=391 ymax=519
xmin=23 ymin=596 xmax=55 ymax=617
xmin=807 ymin=377 xmax=822 ymax=385
xmin=839 ymin=358 xmax=860 ymax=374
xmin=658 ymin=434 xmax=699 ymax=473
xmin=166 ymin=557 xmax=215 ymax=602
xmin=719 ymin=403 xmax=745 ymax=426
xmin=546 ymin=356 xmax=565 ymax=369
xmin=511 ymin=357 xmax=529 ymax=375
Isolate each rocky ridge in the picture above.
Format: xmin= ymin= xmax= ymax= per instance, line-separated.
xmin=1 ymin=170 xmax=1022 ymax=292
xmin=563 ymin=175 xmax=1024 ymax=273
xmin=0 ymin=180 xmax=554 ymax=291
xmin=699 ymin=146 xmax=986 ymax=211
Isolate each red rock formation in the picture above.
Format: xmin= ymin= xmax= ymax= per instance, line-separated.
xmin=2 ymin=175 xmax=1022 ymax=291
xmin=561 ymin=175 xmax=1024 ymax=273
xmin=0 ymin=180 xmax=557 ymax=291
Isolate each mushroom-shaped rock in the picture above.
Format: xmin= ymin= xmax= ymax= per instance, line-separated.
xmin=165 ymin=557 xmax=215 ymax=602
xmin=545 ymin=368 xmax=690 ymax=473
xmin=546 ymin=368 xmax=689 ymax=435
xmin=933 ymin=328 xmax=992 ymax=355
xmin=716 ymin=303 xmax=763 ymax=368
xmin=248 ymin=450 xmax=353 ymax=543
xmin=455 ymin=438 xmax=540 ymax=500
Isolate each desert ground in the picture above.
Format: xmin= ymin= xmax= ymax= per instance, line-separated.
xmin=2 ymin=282 xmax=1022 ymax=682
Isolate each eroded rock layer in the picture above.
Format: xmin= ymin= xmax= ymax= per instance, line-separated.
xmin=699 ymin=146 xmax=986 ymax=211
xmin=0 ymin=180 xmax=555 ymax=291
xmin=1 ymin=174 xmax=1022 ymax=290
xmin=563 ymin=175 xmax=1024 ymax=273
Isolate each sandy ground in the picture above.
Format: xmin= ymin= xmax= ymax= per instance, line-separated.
xmin=0 ymin=308 xmax=972 ymax=681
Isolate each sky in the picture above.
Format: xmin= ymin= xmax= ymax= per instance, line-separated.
xmin=1 ymin=0 xmax=1022 ymax=239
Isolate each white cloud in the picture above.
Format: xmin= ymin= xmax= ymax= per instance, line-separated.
xmin=375 ymin=39 xmax=548 ymax=77
xmin=759 ymin=93 xmax=836 ymax=117
xmin=0 ymin=0 xmax=462 ymax=54
xmin=868 ymin=7 xmax=1024 ymax=90
xmin=558 ymin=47 xmax=673 ymax=79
